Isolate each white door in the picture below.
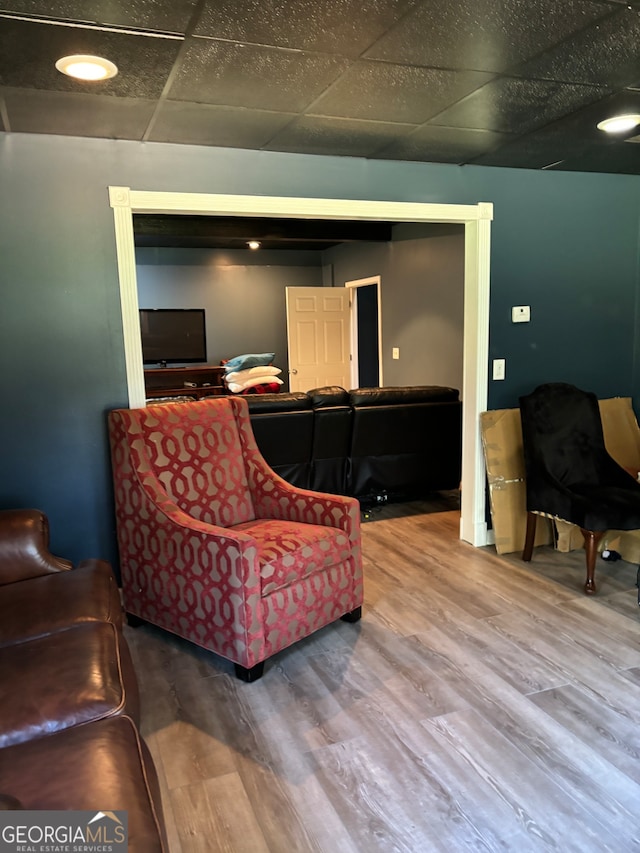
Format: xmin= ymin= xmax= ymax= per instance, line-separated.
xmin=286 ymin=287 xmax=351 ymax=391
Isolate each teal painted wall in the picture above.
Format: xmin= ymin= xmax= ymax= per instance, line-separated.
xmin=1 ymin=133 xmax=639 ymax=564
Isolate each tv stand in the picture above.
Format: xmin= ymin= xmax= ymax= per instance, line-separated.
xmin=144 ymin=365 xmax=225 ymax=400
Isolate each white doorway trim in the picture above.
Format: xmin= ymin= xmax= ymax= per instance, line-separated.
xmin=345 ymin=276 xmax=383 ymax=389
xmin=108 ymin=187 xmax=493 ymax=547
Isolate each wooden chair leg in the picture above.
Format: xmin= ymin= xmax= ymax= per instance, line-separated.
xmin=580 ymin=528 xmax=604 ymax=595
xmin=522 ymin=512 xmax=537 ymax=562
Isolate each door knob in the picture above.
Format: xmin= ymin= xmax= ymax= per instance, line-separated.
xmin=290 ymin=368 xmax=298 ymax=374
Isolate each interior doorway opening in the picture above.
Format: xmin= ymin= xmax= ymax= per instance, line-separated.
xmin=109 ymin=188 xmax=493 ymax=548
xmin=345 ymin=276 xmax=382 ymax=388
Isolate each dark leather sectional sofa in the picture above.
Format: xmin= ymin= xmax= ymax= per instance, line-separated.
xmin=0 ymin=509 xmax=168 ymax=852
xmin=246 ymin=385 xmax=462 ymax=503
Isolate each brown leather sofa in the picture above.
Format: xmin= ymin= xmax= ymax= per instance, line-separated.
xmin=0 ymin=509 xmax=168 ymax=852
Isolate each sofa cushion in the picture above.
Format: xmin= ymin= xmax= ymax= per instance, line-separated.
xmin=245 ymin=392 xmax=312 ymax=414
xmin=346 ymin=386 xmax=462 ymax=499
xmin=0 ymin=622 xmax=139 ymax=747
xmin=0 ymin=715 xmax=168 ymax=852
xmin=231 ymin=519 xmax=351 ymax=595
xmin=0 ymin=561 xmax=122 ymax=648
xmin=307 ymin=386 xmax=349 ymax=407
xmin=245 ymin=394 xmax=314 ymax=489
xmin=349 ymin=386 xmax=459 ymax=406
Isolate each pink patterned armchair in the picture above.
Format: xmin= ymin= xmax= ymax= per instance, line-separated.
xmin=108 ymin=397 xmax=362 ymax=681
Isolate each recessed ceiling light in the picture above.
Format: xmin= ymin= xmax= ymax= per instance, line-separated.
xmin=55 ymin=54 xmax=118 ymax=81
xmin=596 ymin=113 xmax=640 ymax=134
xmin=247 ymin=240 xmax=261 ymax=250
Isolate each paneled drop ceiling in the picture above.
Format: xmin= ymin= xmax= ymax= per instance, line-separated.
xmin=3 ymin=0 xmax=640 ymax=174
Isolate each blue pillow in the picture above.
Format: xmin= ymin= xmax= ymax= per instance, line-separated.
xmin=224 ymin=352 xmax=275 ymax=373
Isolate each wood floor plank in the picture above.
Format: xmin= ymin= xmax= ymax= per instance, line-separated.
xmin=424 ymin=708 xmax=640 ymax=851
xmin=170 ymin=773 xmax=270 ymax=853
xmin=309 ymin=733 xmax=466 ymax=852
xmin=143 ymin=729 xmax=184 ymax=853
xmin=530 ymin=683 xmax=640 ymax=784
xmin=127 ymin=500 xmax=640 ymax=851
xmin=484 ymin=610 xmax=640 ymax=727
xmin=402 ymin=625 xmax=640 ymax=838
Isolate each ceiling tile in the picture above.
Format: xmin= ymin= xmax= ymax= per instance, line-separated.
xmin=473 ymin=90 xmax=640 ymax=171
xmin=309 ymin=61 xmax=492 ymax=124
xmin=430 ymin=77 xmax=608 ymax=134
xmin=0 ymin=19 xmax=181 ymax=98
xmin=168 ymin=39 xmax=349 ymax=112
xmin=148 ymin=101 xmax=296 ymax=147
xmin=0 ymin=1 xmax=198 ymax=33
xmin=513 ymin=7 xmax=640 ymax=88
xmin=193 ymin=0 xmax=418 ymax=57
xmin=2 ymin=87 xmax=156 ymax=138
xmin=375 ymin=124 xmax=512 ymax=163
xmin=264 ymin=115 xmax=417 ymax=158
xmin=364 ymin=0 xmax=614 ymax=73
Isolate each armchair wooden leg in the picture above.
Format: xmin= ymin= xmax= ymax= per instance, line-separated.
xmin=341 ymin=606 xmax=362 ymax=623
xmin=234 ymin=662 xmax=265 ymax=683
xmin=522 ymin=512 xmax=537 ymax=562
xmin=580 ymin=528 xmax=604 ymax=595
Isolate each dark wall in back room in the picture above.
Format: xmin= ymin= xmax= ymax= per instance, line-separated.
xmin=136 ymin=246 xmax=324 ymax=388
xmin=325 ymin=224 xmax=465 ymax=392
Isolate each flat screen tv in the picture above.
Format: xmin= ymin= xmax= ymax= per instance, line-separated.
xmin=139 ymin=308 xmax=207 ymax=365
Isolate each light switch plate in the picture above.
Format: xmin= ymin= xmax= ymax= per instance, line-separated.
xmin=392 ymin=347 xmax=400 ymax=359
xmin=493 ymin=358 xmax=505 ymax=380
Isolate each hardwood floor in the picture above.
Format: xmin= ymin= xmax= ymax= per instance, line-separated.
xmin=126 ymin=495 xmax=640 ymax=852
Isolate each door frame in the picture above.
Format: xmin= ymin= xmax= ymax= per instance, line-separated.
xmin=109 ymin=186 xmax=493 ymax=547
xmin=345 ymin=275 xmax=383 ymax=389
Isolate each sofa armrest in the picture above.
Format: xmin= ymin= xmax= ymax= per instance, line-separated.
xmin=0 ymin=509 xmax=72 ymax=585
